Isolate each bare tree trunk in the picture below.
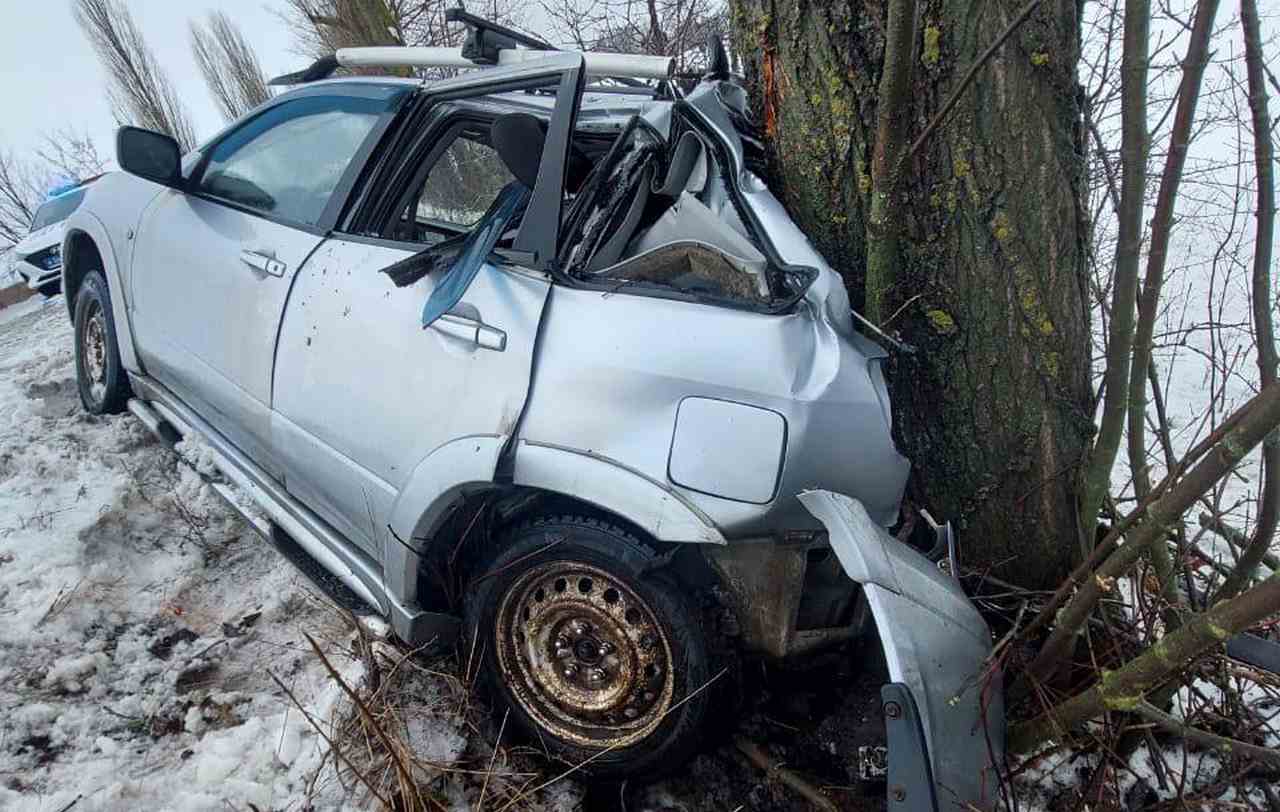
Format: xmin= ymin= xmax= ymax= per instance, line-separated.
xmin=1078 ymin=0 xmax=1150 ymax=546
xmin=732 ymin=0 xmax=1092 ymax=587
xmin=864 ymin=0 xmax=919 ymax=323
xmin=1213 ymin=0 xmax=1277 ymax=602
xmin=1124 ymin=0 xmax=1219 ymax=613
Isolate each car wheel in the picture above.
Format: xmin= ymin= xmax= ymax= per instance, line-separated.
xmin=464 ymin=516 xmax=713 ymax=778
xmin=74 ymin=270 xmax=130 ymax=414
xmin=37 ymin=281 xmax=61 ymax=298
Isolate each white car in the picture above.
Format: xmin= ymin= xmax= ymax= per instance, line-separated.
xmin=13 ymin=183 xmax=94 ymax=296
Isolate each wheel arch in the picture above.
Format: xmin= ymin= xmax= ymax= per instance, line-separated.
xmin=383 ymin=437 xmax=725 ymax=612
xmin=60 ymin=217 xmax=141 ymax=373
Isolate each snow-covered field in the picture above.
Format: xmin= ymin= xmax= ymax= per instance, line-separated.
xmin=0 ymin=299 xmax=563 ymax=811
xmin=0 ymin=297 xmax=360 ymax=809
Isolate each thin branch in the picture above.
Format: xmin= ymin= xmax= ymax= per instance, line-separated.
xmin=1135 ymin=700 xmax=1280 ymax=768
xmin=904 ymin=0 xmax=1043 ymax=164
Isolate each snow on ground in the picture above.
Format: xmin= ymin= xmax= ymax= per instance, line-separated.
xmin=0 ymin=299 xmax=526 ymax=811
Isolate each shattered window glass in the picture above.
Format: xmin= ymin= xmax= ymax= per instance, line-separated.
xmin=413 ymin=134 xmax=515 ymax=229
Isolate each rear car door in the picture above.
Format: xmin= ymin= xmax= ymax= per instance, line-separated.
xmin=270 ymin=56 xmax=584 ymax=559
xmin=129 ymin=86 xmax=404 ymax=477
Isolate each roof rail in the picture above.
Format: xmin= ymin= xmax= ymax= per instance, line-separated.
xmin=269 ymin=8 xmax=675 ymax=86
xmin=271 ymin=46 xmax=674 ymax=86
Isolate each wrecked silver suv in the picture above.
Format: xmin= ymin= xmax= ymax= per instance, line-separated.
xmin=60 ymin=15 xmax=1001 ymax=807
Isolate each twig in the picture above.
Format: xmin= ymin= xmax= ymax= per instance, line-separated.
xmin=305 ymin=633 xmax=421 ymax=809
xmin=55 ymin=795 xmax=83 ymax=812
xmin=1134 ymin=700 xmax=1280 ymax=768
xmin=734 ymin=737 xmax=839 ymax=812
xmin=477 ymin=709 xmax=509 ymax=810
xmin=268 ymin=670 xmax=393 ymax=809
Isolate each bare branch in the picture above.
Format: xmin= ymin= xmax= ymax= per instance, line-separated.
xmin=190 ymin=11 xmax=271 ymax=123
xmin=1213 ymin=0 xmax=1278 ymax=602
xmin=73 ymin=0 xmax=197 ymax=151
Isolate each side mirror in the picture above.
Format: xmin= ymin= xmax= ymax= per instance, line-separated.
xmin=117 ymin=126 xmax=183 ymax=189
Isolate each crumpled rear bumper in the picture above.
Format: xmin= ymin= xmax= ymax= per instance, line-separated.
xmin=799 ymin=490 xmax=1004 ymax=811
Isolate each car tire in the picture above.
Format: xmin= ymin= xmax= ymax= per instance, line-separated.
xmin=463 ymin=515 xmax=713 ymax=779
xmin=74 ymin=270 xmax=130 ymax=415
xmin=37 ymin=281 xmax=61 ymax=298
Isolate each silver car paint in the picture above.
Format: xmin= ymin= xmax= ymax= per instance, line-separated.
xmin=799 ymin=490 xmax=1004 ymax=811
xmin=271 ymin=238 xmax=550 ymax=583
xmin=516 ymin=278 xmax=908 ymax=534
xmin=130 ymin=189 xmax=327 ymax=481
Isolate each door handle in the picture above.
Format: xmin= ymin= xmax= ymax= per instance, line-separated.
xmin=430 ymin=313 xmax=507 ymax=351
xmin=240 ymin=249 xmax=286 ymax=277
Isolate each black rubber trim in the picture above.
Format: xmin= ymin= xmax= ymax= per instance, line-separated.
xmin=881 ymin=683 xmax=940 ymax=812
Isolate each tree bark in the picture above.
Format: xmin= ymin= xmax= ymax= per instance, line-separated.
xmin=731 ymin=0 xmax=1092 ymax=587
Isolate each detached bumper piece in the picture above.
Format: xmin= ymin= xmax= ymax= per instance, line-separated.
xmin=882 ymin=683 xmax=938 ymax=811
xmin=798 ymin=490 xmax=1005 ymax=812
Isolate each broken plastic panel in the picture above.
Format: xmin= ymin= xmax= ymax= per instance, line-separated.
xmin=379 ymin=181 xmax=530 ymax=327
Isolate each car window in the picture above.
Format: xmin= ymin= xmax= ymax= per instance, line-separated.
xmin=197 ymin=95 xmax=386 ymax=227
xmin=406 ymin=128 xmax=516 ymax=234
xmin=29 ymin=189 xmax=85 ymax=232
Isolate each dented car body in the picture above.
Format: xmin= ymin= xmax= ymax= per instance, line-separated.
xmin=61 ymin=28 xmax=1001 ymax=808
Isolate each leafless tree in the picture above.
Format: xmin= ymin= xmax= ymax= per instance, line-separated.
xmin=36 ymin=128 xmax=107 ymax=184
xmin=0 ymin=130 xmax=105 ymax=247
xmin=541 ymin=0 xmax=726 ymax=73
xmin=73 ymin=0 xmax=197 ymax=151
xmin=190 ymin=11 xmax=271 ymax=123
xmin=0 ymin=152 xmax=43 ymax=246
xmin=282 ymin=0 xmax=525 ymax=60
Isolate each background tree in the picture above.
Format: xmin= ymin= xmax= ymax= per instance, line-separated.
xmin=731 ymin=0 xmax=1093 ymax=588
xmin=281 ymin=0 xmax=525 ymax=58
xmin=190 ymin=11 xmax=272 ymax=123
xmin=541 ymin=0 xmax=727 ymax=72
xmin=0 ymin=129 xmax=105 ymax=246
xmin=73 ymin=0 xmax=197 ymax=151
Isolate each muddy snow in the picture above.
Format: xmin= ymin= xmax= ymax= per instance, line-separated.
xmin=0 ymin=299 xmax=546 ymax=811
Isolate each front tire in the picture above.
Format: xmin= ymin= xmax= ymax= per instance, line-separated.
xmin=74 ymin=270 xmax=130 ymax=414
xmin=464 ymin=516 xmax=713 ymax=778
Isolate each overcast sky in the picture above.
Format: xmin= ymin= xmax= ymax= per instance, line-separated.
xmin=0 ymin=1 xmax=300 ymax=158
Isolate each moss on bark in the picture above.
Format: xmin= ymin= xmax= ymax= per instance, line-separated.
xmin=733 ymin=0 xmax=1092 ymax=588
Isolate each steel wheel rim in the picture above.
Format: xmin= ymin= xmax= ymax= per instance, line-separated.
xmin=82 ymin=301 xmax=107 ymax=403
xmin=494 ymin=560 xmax=675 ymax=749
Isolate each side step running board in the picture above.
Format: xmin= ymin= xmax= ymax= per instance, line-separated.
xmin=125 ymin=389 xmax=461 ymax=646
xmin=126 ymin=396 xmax=385 ymax=614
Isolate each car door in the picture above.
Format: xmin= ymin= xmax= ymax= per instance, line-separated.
xmin=270 ymin=56 xmax=585 ymax=559
xmin=129 ymin=86 xmax=405 ymax=478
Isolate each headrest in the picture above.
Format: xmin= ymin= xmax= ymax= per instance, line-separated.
xmin=491 ymin=113 xmax=545 ymax=189
xmin=491 ymin=113 xmax=593 ymax=193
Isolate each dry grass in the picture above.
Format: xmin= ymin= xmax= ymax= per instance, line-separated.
xmin=280 ymin=612 xmax=576 ymax=812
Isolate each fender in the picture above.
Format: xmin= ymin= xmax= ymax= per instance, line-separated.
xmin=384 ymin=435 xmax=507 ymax=604
xmin=61 ymin=212 xmax=142 ymax=374
xmin=383 ymin=436 xmax=728 ymax=609
xmin=512 ymin=440 xmax=725 ymax=545
xmin=798 ymin=490 xmax=1004 ymax=812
